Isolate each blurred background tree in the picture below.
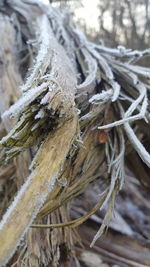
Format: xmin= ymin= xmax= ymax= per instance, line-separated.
xmin=97 ymin=0 xmax=150 ymax=50
xmin=60 ymin=0 xmax=150 ymax=51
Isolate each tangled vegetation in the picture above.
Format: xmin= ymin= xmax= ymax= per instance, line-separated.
xmin=0 ymin=0 xmax=150 ymax=266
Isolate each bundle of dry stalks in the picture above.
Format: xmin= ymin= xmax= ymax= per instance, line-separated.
xmin=0 ymin=0 xmax=150 ymax=266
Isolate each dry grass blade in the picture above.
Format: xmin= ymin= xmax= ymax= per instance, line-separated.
xmin=31 ymin=190 xmax=108 ymax=229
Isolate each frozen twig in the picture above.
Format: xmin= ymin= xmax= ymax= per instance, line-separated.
xmin=98 ymin=83 xmax=148 ymax=130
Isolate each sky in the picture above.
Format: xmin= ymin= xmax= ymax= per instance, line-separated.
xmin=73 ymin=0 xmax=99 ymax=31
xmin=41 ymin=0 xmax=100 ymax=31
